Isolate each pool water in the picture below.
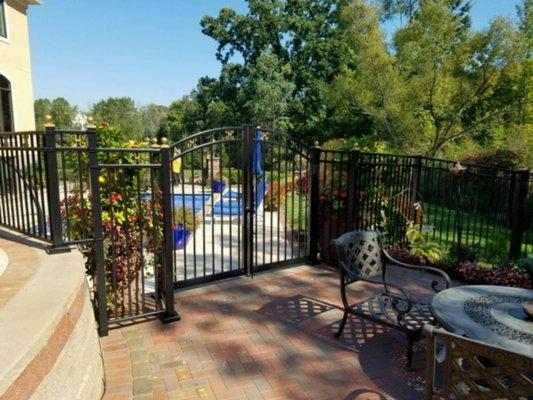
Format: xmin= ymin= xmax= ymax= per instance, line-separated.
xmin=173 ymin=194 xmax=211 ymax=215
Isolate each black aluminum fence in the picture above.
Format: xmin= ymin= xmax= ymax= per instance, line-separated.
xmin=0 ymin=125 xmax=178 ymax=336
xmin=0 ymin=125 xmax=531 ymax=335
xmin=0 ymin=131 xmax=50 ymax=242
xmin=314 ymin=150 xmax=532 ymax=264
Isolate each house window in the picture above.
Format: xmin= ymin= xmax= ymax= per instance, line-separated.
xmin=0 ymin=75 xmax=13 ymax=132
xmin=0 ymin=0 xmax=6 ymax=39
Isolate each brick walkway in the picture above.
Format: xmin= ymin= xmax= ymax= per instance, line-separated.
xmin=101 ymin=264 xmax=430 ymax=400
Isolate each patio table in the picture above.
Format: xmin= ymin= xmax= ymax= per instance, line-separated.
xmin=430 ymin=285 xmax=533 ymax=358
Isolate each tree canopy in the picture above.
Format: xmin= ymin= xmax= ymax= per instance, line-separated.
xmin=34 ymin=97 xmax=78 ymax=130
xmin=33 ymin=0 xmax=532 ymax=166
xmin=90 ymin=97 xmax=144 ymax=139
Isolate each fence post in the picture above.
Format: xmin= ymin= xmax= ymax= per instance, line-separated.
xmin=410 ymin=155 xmax=422 ymax=221
xmin=241 ymin=125 xmax=254 ymax=276
xmin=509 ymin=170 xmax=529 ymax=260
xmin=43 ymin=115 xmax=70 ymax=254
xmin=159 ymin=138 xmax=180 ymax=324
xmin=308 ymin=143 xmax=321 ymax=265
xmin=86 ymin=118 xmax=108 ymax=336
xmin=346 ymin=150 xmax=359 ymax=231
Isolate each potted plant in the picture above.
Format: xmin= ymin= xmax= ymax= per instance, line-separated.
xmin=211 ymin=172 xmax=226 ymax=193
xmin=173 ymin=207 xmax=195 ymax=249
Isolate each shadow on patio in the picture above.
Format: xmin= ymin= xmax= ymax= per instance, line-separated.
xmin=101 ymin=264 xmax=426 ymax=400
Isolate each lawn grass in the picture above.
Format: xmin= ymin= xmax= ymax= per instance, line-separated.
xmin=283 ymin=191 xmax=308 ymax=233
xmin=422 ymin=203 xmax=533 ymax=262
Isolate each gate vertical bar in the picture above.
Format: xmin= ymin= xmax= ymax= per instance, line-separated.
xmin=509 ymin=170 xmax=529 ymax=260
xmin=347 ymin=150 xmax=359 ymax=231
xmin=410 ymin=155 xmax=422 ymax=221
xmin=87 ymin=120 xmax=108 ymax=336
xmin=308 ymin=143 xmax=321 ymax=264
xmin=160 ymin=141 xmax=180 ymax=323
xmin=241 ymin=125 xmax=254 ymax=276
xmin=43 ymin=117 xmax=70 ymax=253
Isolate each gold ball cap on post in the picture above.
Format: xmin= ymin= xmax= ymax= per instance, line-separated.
xmin=160 ymin=137 xmax=169 ymax=147
xmin=44 ymin=115 xmax=55 ymax=128
xmin=86 ymin=117 xmax=96 ymax=129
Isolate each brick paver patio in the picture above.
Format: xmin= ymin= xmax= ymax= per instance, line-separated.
xmin=101 ymin=264 xmax=431 ymax=400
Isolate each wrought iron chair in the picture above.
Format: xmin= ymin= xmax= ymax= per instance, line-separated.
xmin=423 ymin=325 xmax=533 ymax=399
xmin=332 ymin=230 xmax=451 ymax=369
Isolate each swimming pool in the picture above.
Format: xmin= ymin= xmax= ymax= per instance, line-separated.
xmin=173 ymin=194 xmax=211 ymax=215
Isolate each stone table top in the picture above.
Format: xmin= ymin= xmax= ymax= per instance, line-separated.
xmin=430 ymin=285 xmax=533 ymax=357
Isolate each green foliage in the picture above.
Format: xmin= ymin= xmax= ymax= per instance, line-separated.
xmin=444 ymin=243 xmax=481 ymax=269
xmin=243 ymin=51 xmax=295 ymax=132
xmin=323 ymin=0 xmax=532 ymax=163
xmin=517 ymin=256 xmax=533 ymax=274
xmin=34 ymin=97 xmax=78 ymax=130
xmin=173 ymin=208 xmax=196 ymax=231
xmin=91 ymin=97 xmax=144 ymax=139
xmin=222 ymin=168 xmax=240 ymax=185
xmin=406 ymin=224 xmax=445 ymax=264
xmin=485 ymin=239 xmax=510 ymax=266
xmin=62 ymin=136 xmax=163 ymax=314
xmin=140 ymin=103 xmax=168 ymax=138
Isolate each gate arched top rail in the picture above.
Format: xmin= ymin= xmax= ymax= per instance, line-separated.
xmin=171 ymin=126 xmax=242 ymax=150
xmin=169 ymin=125 xmax=310 ymax=160
xmin=259 ymin=128 xmax=308 ymax=151
xmin=171 ymin=138 xmax=242 ymax=160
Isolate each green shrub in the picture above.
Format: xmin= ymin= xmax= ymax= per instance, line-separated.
xmin=406 ymin=224 xmax=445 ymax=264
xmin=448 ymin=243 xmax=481 ymax=264
xmin=485 ymin=240 xmax=510 ymax=266
xmin=517 ymin=256 xmax=533 ymax=274
xmin=173 ymin=207 xmax=196 ymax=231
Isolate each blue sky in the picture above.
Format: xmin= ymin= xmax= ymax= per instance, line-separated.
xmin=28 ymin=0 xmax=521 ymax=110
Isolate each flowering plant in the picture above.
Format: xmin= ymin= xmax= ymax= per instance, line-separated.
xmin=456 ymin=261 xmax=532 ymax=289
xmin=62 ymin=127 xmax=164 ymax=315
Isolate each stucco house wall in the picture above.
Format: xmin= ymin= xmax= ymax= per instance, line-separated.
xmin=0 ymin=0 xmax=40 ymax=131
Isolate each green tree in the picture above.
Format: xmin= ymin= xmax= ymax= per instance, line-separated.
xmin=327 ymin=0 xmax=528 ymax=158
xmin=34 ymin=98 xmax=51 ymax=130
xmin=50 ymin=97 xmax=78 ymax=130
xmin=394 ymin=0 xmax=525 ymax=155
xmin=90 ymin=97 xmax=143 ymax=139
xmin=200 ymin=0 xmax=354 ymax=142
xmin=140 ymin=103 xmax=168 ymax=138
xmin=327 ymin=0 xmax=410 ymax=147
xmin=34 ymin=97 xmax=77 ymax=130
xmin=243 ymin=51 xmax=295 ymax=131
xmin=378 ymin=0 xmax=471 ymax=26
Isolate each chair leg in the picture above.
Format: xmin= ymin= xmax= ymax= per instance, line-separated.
xmin=406 ymin=334 xmax=414 ymax=371
xmin=335 ymin=310 xmax=348 ymax=338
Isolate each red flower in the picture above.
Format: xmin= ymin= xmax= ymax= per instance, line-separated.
xmin=110 ymin=193 xmax=123 ymax=203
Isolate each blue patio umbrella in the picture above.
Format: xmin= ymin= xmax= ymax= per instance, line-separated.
xmin=252 ymin=128 xmax=263 ymax=175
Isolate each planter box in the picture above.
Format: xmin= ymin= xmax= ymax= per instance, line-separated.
xmin=173 ymin=226 xmax=192 ymax=249
xmin=212 ymin=180 xmax=226 ymax=193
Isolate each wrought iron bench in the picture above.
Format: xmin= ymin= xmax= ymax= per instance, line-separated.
xmin=332 ymin=230 xmax=451 ymax=369
xmin=423 ymin=325 xmax=533 ymax=399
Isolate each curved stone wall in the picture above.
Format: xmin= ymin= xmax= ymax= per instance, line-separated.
xmin=0 ymin=237 xmax=105 ymax=400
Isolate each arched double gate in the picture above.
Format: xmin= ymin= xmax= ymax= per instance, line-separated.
xmin=166 ymin=125 xmax=311 ymax=287
xmin=0 ymin=124 xmax=313 ymax=335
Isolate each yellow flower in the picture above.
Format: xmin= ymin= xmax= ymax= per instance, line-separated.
xmin=98 ymin=175 xmax=107 ymax=184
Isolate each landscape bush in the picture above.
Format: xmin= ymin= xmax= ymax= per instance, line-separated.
xmin=456 ymin=261 xmax=532 ymax=289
